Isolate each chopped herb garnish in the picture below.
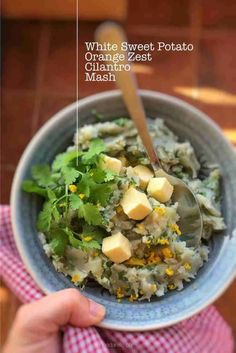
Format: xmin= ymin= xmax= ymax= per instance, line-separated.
xmin=114 ymin=117 xmax=128 ymax=127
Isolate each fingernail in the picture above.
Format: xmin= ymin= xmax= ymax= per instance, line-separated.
xmin=89 ymin=300 xmax=106 ymax=319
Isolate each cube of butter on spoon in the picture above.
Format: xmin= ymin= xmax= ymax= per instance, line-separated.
xmin=120 ymin=187 xmax=152 ymax=220
xmin=147 ymin=177 xmax=174 ymax=203
xmin=133 ymin=165 xmax=154 ymax=189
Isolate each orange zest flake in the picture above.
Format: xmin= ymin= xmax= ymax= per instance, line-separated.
xmin=125 ymin=257 xmax=146 ymax=267
xmin=151 ymin=284 xmax=157 ymax=292
xmin=156 ymin=238 xmax=169 ymax=245
xmin=170 ymin=223 xmax=181 ymax=236
xmin=161 ymin=247 xmax=173 ymax=259
xmin=71 ymin=274 xmax=81 ymax=283
xmin=83 ymin=236 xmax=92 ymax=242
xmin=155 ymin=206 xmax=166 ymax=216
xmin=165 ymin=267 xmax=174 ymax=276
xmin=128 ymin=293 xmax=139 ymax=302
xmin=144 ymin=238 xmax=152 ymax=248
xmin=116 ymin=287 xmax=124 ymax=299
xmin=69 ymin=184 xmax=77 ymax=193
xmin=147 ymin=251 xmax=161 ymax=265
xmin=116 ymin=205 xmax=123 ymax=213
xmin=183 ymin=263 xmax=192 ymax=271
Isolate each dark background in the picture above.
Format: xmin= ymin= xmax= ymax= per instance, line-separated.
xmin=1 ymin=0 xmax=236 ymax=349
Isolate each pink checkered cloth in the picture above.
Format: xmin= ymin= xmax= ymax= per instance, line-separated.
xmin=0 ymin=205 xmax=234 ymax=353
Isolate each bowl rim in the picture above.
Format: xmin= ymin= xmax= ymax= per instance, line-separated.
xmin=10 ymin=89 xmax=236 ymax=331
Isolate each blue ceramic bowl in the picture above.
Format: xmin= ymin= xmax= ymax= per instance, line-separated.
xmin=11 ymin=90 xmax=236 ymax=331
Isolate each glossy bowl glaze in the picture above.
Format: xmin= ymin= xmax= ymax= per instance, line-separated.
xmin=11 ymin=90 xmax=236 ymax=331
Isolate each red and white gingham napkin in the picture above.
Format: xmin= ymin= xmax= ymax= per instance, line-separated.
xmin=0 ymin=205 xmax=234 ymax=353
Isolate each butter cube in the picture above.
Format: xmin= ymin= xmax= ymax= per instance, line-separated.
xmin=147 ymin=177 xmax=173 ymax=203
xmin=120 ymin=187 xmax=152 ymax=220
xmin=100 ymin=155 xmax=122 ymax=174
xmin=133 ymin=165 xmax=154 ymax=189
xmin=102 ymin=232 xmax=131 ymax=263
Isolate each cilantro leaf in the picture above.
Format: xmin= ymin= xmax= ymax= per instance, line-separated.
xmin=47 ymin=189 xmax=57 ymax=202
xmin=77 ymin=172 xmax=114 ymax=206
xmin=82 ymin=240 xmax=101 ymax=249
xmin=90 ymin=168 xmax=116 ymax=183
xmin=52 ymin=150 xmax=81 ymax=171
xmin=64 ymin=228 xmax=83 ymax=248
xmin=64 ymin=228 xmax=101 ymax=250
xmin=82 ymin=224 xmax=105 ymax=244
xmin=52 ymin=207 xmax=61 ymax=222
xmin=50 ymin=237 xmax=66 ymax=256
xmin=32 ymin=164 xmax=53 ymax=187
xmin=62 ymin=166 xmax=80 ymax=185
xmin=114 ymin=118 xmax=128 ymax=127
xmin=37 ymin=202 xmax=52 ymax=232
xmin=77 ymin=174 xmax=93 ymax=197
xmin=22 ymin=180 xmax=47 ymax=197
xmin=89 ymin=183 xmax=113 ymax=206
xmin=69 ymin=194 xmax=83 ymax=210
xmin=90 ymin=168 xmax=106 ymax=183
xmin=78 ymin=203 xmax=104 ymax=226
xmin=49 ymin=229 xmax=68 ymax=256
xmin=104 ymin=170 xmax=116 ymax=182
xmin=82 ymin=139 xmax=106 ymax=164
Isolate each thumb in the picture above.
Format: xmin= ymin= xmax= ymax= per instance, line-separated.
xmin=14 ymin=289 xmax=106 ymax=335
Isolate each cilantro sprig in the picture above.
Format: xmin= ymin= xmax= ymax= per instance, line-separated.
xmin=22 ymin=138 xmax=119 ymax=256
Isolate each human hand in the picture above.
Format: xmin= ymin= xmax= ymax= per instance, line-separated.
xmin=3 ymin=288 xmax=106 ymax=353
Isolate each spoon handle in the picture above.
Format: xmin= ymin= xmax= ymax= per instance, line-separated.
xmin=96 ymin=22 xmax=160 ymax=166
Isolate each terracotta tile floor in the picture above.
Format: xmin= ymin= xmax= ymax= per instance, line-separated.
xmin=1 ymin=3 xmax=236 ymax=349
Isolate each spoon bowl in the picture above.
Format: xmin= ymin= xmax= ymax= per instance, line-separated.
xmin=159 ymin=170 xmax=202 ymax=246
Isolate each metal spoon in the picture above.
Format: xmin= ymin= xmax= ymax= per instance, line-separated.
xmin=96 ymin=22 xmax=203 ymax=247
